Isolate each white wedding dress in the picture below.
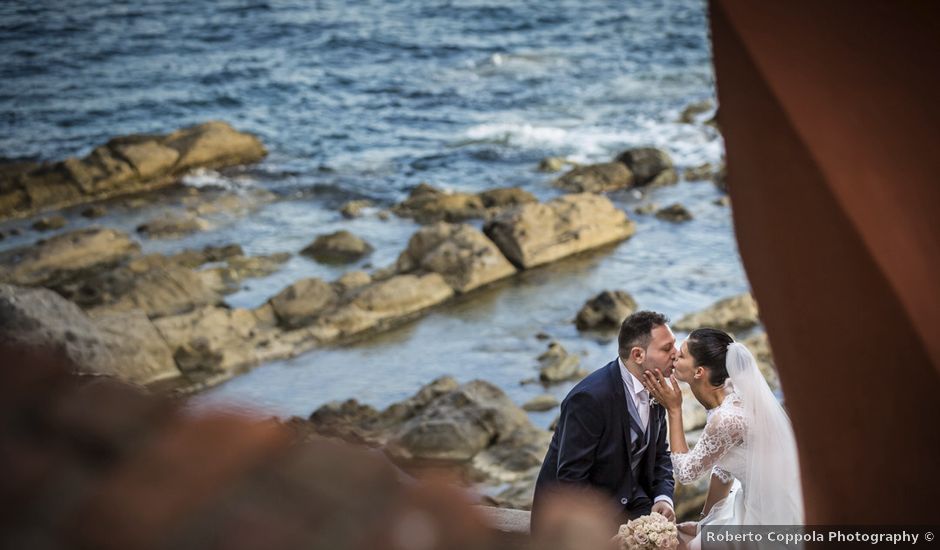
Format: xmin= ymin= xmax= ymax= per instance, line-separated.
xmin=669 ymin=343 xmax=804 ymax=550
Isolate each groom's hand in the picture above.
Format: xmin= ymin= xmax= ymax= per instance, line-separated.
xmin=652 ymin=500 xmax=675 ymax=522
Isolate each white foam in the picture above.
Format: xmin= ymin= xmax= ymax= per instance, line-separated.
xmin=460 ymin=117 xmax=724 ymax=167
xmin=182 ymin=168 xmax=257 ymax=190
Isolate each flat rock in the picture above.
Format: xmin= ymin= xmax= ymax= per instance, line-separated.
xmin=553 ymin=161 xmax=633 ymax=193
xmin=674 ymin=293 xmax=760 ymax=334
xmin=1 ymin=121 xmax=266 ymax=220
xmin=0 ymin=227 xmax=140 ymax=287
xmin=301 ymin=230 xmax=373 ymax=264
xmin=575 ymin=290 xmax=638 ymax=330
xmin=483 ymin=193 xmax=636 ymax=269
xmin=0 ymin=284 xmax=179 ymax=385
xmin=521 ymin=394 xmax=559 ymax=412
xmin=393 ymin=184 xmax=536 ymax=223
xmin=395 ymin=222 xmax=517 ymax=293
xmin=136 ymin=212 xmax=209 ymax=238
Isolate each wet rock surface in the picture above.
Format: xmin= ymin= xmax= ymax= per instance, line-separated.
xmin=301 ymin=230 xmax=373 ymax=264
xmin=674 ymin=293 xmax=760 ymax=334
xmin=393 ymin=183 xmax=536 ymax=223
xmin=655 ymin=203 xmax=693 ymax=222
xmin=615 ymin=147 xmax=678 ymax=187
xmin=553 ymin=162 xmax=633 ymax=193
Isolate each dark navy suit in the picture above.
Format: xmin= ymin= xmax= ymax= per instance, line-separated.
xmin=530 ymin=359 xmax=674 ymax=530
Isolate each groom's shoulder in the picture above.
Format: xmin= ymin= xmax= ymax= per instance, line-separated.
xmin=569 ymin=359 xmax=618 ymax=396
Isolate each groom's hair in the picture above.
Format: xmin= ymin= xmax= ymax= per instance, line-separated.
xmin=618 ymin=311 xmax=669 ymax=359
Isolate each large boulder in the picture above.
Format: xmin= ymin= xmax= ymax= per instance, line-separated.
xmin=312 ymin=274 xmax=453 ymax=340
xmin=615 ymin=147 xmax=678 ymax=187
xmin=674 ymin=293 xmax=760 ymax=334
xmin=0 ymin=227 xmax=140 ymax=287
xmin=395 ymin=222 xmax=517 ymax=293
xmin=0 ymin=121 xmax=266 ymax=219
xmin=301 ymin=231 xmax=373 ymax=264
xmin=483 ymin=193 xmax=636 ymax=269
xmin=553 ymin=162 xmax=633 ymax=193
xmin=575 ymin=290 xmax=638 ymax=330
xmin=742 ymin=331 xmax=781 ymax=393
xmin=0 ymin=284 xmax=179 ymax=385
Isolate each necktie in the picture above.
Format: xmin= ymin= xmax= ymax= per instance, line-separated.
xmin=637 ymin=389 xmax=650 ymax=432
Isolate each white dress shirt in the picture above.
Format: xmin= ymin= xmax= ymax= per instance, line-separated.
xmin=618 ymin=357 xmax=674 ymax=509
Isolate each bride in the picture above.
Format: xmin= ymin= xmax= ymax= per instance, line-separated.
xmin=641 ymin=328 xmax=803 ymax=549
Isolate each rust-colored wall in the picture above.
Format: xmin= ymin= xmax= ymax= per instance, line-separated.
xmin=710 ymin=0 xmax=940 ymax=523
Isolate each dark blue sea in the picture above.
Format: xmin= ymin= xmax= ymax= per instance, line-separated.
xmin=0 ymin=0 xmax=744 ymax=424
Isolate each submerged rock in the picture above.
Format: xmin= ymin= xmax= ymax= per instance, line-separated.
xmin=615 ymin=147 xmax=678 ymax=187
xmin=395 ymin=222 xmax=516 ymax=293
xmin=136 ymin=212 xmax=209 ymax=238
xmin=0 ymin=121 xmax=266 ymax=220
xmin=553 ymin=162 xmax=633 ymax=193
xmin=301 ymin=230 xmax=373 ymax=264
xmin=575 ymin=290 xmax=638 ymax=330
xmin=655 ymin=203 xmax=693 ymax=222
xmin=522 ymin=394 xmax=559 ymax=412
xmin=339 ymin=199 xmax=373 ymax=219
xmin=483 ymin=193 xmax=636 ymax=269
xmin=32 ymin=215 xmax=67 ymax=231
xmin=678 ymin=99 xmax=715 ymax=124
xmin=674 ymin=293 xmax=760 ymax=334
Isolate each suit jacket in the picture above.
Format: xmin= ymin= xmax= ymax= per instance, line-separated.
xmin=530 ymin=359 xmax=674 ymax=529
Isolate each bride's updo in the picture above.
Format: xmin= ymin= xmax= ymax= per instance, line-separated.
xmin=687 ymin=328 xmax=734 ymax=387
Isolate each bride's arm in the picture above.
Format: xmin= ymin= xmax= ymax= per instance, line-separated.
xmin=643 ymin=370 xmax=689 ymax=453
xmin=701 ymin=471 xmax=733 ymax=516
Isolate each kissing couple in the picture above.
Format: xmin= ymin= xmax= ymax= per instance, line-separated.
xmin=530 ymin=311 xmax=803 ymax=549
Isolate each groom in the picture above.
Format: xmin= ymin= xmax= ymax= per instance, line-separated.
xmin=531 ymin=311 xmax=677 ymax=530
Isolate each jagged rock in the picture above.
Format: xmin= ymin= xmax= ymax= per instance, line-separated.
xmin=312 ymin=274 xmax=453 ymax=340
xmin=301 ymin=230 xmax=373 ymax=264
xmin=615 ymin=147 xmax=677 ymax=187
xmin=136 ymin=212 xmax=209 ymax=238
xmin=340 ymin=199 xmax=373 ymax=219
xmin=674 ymin=293 xmax=760 ymax=333
xmin=537 ymin=341 xmax=586 ymax=384
xmin=1 ymin=121 xmax=266 ymax=220
xmin=269 ymin=277 xmax=338 ymax=330
xmin=679 ymin=99 xmax=715 ymax=124
xmin=575 ymin=290 xmax=638 ymax=330
xmin=0 ymin=284 xmax=179 ymax=385
xmin=334 ymin=271 xmax=372 ymax=294
xmin=655 ymin=203 xmax=693 ymax=222
xmin=395 ymin=222 xmax=516 ymax=293
xmin=554 ymin=162 xmax=633 ymax=193
xmin=483 ymin=193 xmax=636 ymax=269
xmin=0 ymin=227 xmax=140 ymax=287
xmin=32 ymin=215 xmax=67 ymax=231
xmin=522 ymin=394 xmax=559 ymax=412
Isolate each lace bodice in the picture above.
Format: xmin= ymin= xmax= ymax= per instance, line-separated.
xmin=671 ymin=393 xmax=747 ymax=485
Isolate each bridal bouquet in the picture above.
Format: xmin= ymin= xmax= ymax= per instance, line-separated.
xmin=614 ymin=512 xmax=678 ymax=550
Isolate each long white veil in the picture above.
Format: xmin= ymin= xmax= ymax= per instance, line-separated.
xmin=726 ymin=342 xmax=804 ymax=525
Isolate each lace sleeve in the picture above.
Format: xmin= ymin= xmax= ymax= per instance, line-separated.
xmin=671 ymin=405 xmax=746 ymax=484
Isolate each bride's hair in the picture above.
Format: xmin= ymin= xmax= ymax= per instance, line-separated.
xmin=687 ymin=328 xmax=734 ymax=386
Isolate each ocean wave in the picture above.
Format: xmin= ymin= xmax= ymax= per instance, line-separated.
xmin=182 ymin=168 xmax=257 ymax=190
xmin=459 ymin=118 xmax=723 ymax=167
